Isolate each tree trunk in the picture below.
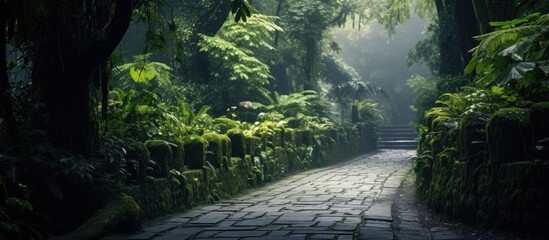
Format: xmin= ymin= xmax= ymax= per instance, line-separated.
xmin=303 ymin=37 xmax=319 ymax=90
xmin=32 ymin=0 xmax=134 ymax=155
xmin=434 ymin=0 xmax=464 ymax=76
xmin=274 ymin=0 xmax=285 ymax=47
xmin=0 ymin=5 xmax=20 ymax=147
xmin=456 ymin=0 xmax=480 ymax=65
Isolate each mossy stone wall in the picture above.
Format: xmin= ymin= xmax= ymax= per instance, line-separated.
xmin=416 ymin=105 xmax=549 ymax=233
xmin=124 ymin=122 xmax=376 ymax=221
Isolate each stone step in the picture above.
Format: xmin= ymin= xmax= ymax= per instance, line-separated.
xmin=377 ymin=125 xmax=418 ymax=150
xmin=378 ymin=143 xmax=418 ymax=149
xmin=378 ymin=136 xmax=417 ymax=141
xmin=377 ymin=132 xmax=417 ymax=138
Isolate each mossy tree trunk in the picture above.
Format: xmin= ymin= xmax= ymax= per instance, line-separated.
xmin=434 ymin=0 xmax=464 ymax=76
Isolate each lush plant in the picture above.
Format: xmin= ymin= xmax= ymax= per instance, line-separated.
xmin=357 ymin=100 xmax=385 ymax=124
xmin=252 ymin=90 xmax=331 ymax=128
xmin=465 ymin=13 xmax=549 ymax=101
xmin=197 ymin=14 xmax=283 ymax=111
xmin=327 ymin=80 xmax=386 ymax=122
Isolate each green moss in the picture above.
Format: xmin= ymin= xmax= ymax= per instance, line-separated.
xmin=168 ymin=138 xmax=185 ymax=170
xmin=68 ymin=194 xmax=141 ymax=238
xmin=145 ymin=140 xmax=173 ymax=177
xmin=227 ymin=129 xmax=246 ymax=158
xmin=213 ymin=117 xmax=240 ymax=133
xmin=458 ymin=112 xmax=488 ymax=161
xmin=125 ymin=141 xmax=149 ymax=183
xmin=183 ymin=135 xmax=207 ymax=169
xmin=202 ymin=133 xmax=224 ymax=168
xmin=244 ymin=135 xmax=261 ymax=156
xmin=487 ymin=108 xmax=529 ymax=164
xmin=218 ymin=134 xmax=232 ymax=162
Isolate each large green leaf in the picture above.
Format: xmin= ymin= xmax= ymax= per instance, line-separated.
xmin=129 ymin=66 xmax=156 ymax=83
xmin=494 ymin=62 xmax=536 ymax=86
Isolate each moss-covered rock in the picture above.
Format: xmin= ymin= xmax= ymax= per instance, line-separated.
xmin=227 ymin=129 xmax=246 ymax=159
xmin=219 ymin=134 xmax=231 ymax=162
xmin=430 ymin=116 xmax=459 ymax=156
xmin=167 ymin=138 xmax=185 ymax=170
xmin=487 ymin=108 xmax=530 ymax=164
xmin=145 ymin=140 xmax=173 ymax=178
xmin=244 ymin=135 xmax=261 ymax=156
xmin=458 ymin=112 xmax=488 ymax=162
xmin=530 ymin=102 xmax=549 ymax=159
xmin=183 ymin=135 xmax=207 ymax=169
xmin=213 ymin=117 xmax=240 ymax=133
xmin=202 ymin=133 xmax=224 ymax=168
xmin=125 ymin=141 xmax=149 ymax=183
xmin=63 ymin=194 xmax=141 ymax=239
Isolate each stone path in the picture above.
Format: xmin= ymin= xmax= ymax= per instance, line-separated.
xmin=118 ymin=150 xmax=464 ymax=240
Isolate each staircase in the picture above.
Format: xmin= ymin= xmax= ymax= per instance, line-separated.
xmin=377 ymin=125 xmax=418 ymax=149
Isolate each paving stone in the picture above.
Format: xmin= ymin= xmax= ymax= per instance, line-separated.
xmin=152 ymin=227 xmax=202 ymax=240
xmin=309 ymin=234 xmax=336 ymax=239
xmin=337 ymin=235 xmax=354 ymax=240
xmin=267 ymin=230 xmax=292 ymax=236
xmin=214 ymin=230 xmax=268 ymax=238
xmin=363 ymin=220 xmax=392 ymax=229
xmin=189 ymin=212 xmax=230 ymax=225
xmin=364 ymin=204 xmax=392 ymax=221
xmin=359 ymin=227 xmax=393 ymax=240
xmin=233 ymin=217 xmax=275 ymax=226
xmin=275 ymin=212 xmax=316 ymax=223
xmin=119 ymin=150 xmax=447 ymax=240
xmin=194 ymin=230 xmax=219 ymax=238
xmin=332 ymin=222 xmax=359 ymax=231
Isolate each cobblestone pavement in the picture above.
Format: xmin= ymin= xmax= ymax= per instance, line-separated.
xmin=119 ymin=150 xmax=462 ymax=240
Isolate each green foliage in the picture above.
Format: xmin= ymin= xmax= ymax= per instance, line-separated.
xmin=327 ymin=80 xmax=386 ymax=122
xmin=0 ymin=178 xmax=45 ymax=240
xmin=407 ymin=21 xmax=440 ymax=74
xmin=322 ymin=53 xmax=361 ymax=86
xmin=357 ymin=100 xmax=385 ymax=124
xmin=231 ymin=0 xmax=254 ymax=23
xmin=253 ymin=90 xmax=331 ymax=128
xmin=465 ymin=13 xmax=549 ymax=100
xmin=198 ymin=14 xmax=282 ymax=108
xmin=115 ymin=54 xmax=173 ymax=85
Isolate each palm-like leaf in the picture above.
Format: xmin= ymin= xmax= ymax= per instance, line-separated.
xmin=327 ymin=80 xmax=386 ymax=122
xmin=465 ymin=13 xmax=549 ymax=94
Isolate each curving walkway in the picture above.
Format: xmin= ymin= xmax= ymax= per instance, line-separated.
xmin=119 ymin=150 xmax=463 ymax=240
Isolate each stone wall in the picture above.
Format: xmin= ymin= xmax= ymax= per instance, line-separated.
xmin=126 ymin=122 xmax=377 ymax=220
xmin=415 ymin=103 xmax=549 ymax=232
